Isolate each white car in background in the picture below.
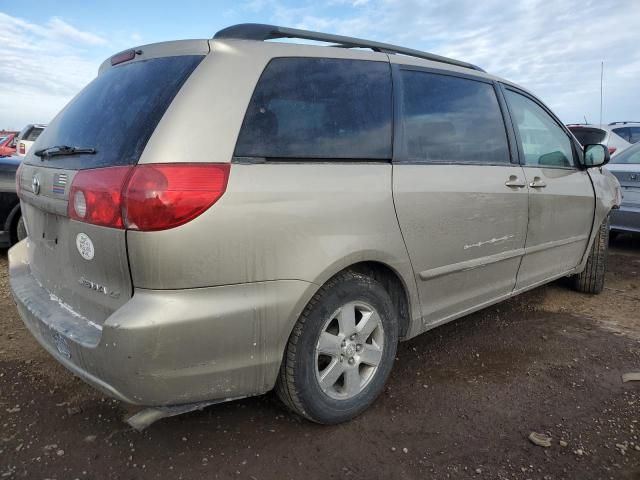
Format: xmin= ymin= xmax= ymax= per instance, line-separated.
xmin=16 ymin=124 xmax=46 ymax=157
xmin=567 ymin=124 xmax=630 ymax=156
xmin=608 ymin=121 xmax=640 ymax=146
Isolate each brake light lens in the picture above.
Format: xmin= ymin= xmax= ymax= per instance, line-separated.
xmin=69 ymin=166 xmax=132 ymax=228
xmin=67 ymin=164 xmax=230 ymax=231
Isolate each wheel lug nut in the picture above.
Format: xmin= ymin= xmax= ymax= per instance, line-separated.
xmin=350 ymin=334 xmax=356 ymax=341
xmin=341 ymin=340 xmax=346 ymax=347
xmin=340 ymin=355 xmax=344 ymax=362
xmin=348 ymin=358 xmax=355 ymax=365
xmin=356 ymin=344 xmax=362 ymax=352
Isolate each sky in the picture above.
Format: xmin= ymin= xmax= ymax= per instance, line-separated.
xmin=1 ymin=0 xmax=639 ymax=130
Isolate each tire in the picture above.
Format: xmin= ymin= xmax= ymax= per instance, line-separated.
xmin=573 ymin=216 xmax=609 ymax=294
xmin=609 ymin=230 xmax=619 ymax=242
xmin=276 ymin=270 xmax=399 ymax=424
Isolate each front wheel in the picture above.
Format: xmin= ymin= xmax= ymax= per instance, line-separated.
xmin=573 ymin=216 xmax=609 ymax=294
xmin=276 ymin=271 xmax=398 ymax=424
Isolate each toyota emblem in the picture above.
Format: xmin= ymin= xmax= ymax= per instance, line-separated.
xmin=32 ymin=174 xmax=41 ymax=195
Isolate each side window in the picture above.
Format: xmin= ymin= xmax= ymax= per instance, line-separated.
xmin=629 ymin=127 xmax=640 ymax=143
xmin=612 ymin=127 xmax=630 ymax=142
xmin=399 ymin=70 xmax=510 ymax=164
xmin=235 ymin=58 xmax=392 ymax=159
xmin=505 ymin=90 xmax=574 ymax=168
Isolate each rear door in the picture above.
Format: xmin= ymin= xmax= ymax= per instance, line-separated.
xmin=392 ymin=66 xmax=529 ymax=327
xmin=18 ymin=51 xmax=206 ymax=325
xmin=502 ymin=87 xmax=595 ymax=290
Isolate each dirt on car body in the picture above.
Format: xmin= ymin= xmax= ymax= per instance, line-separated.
xmin=1 ymin=236 xmax=639 ymax=479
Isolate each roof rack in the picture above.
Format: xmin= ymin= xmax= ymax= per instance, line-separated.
xmin=213 ymin=23 xmax=485 ymax=72
xmin=608 ymin=121 xmax=640 ymax=126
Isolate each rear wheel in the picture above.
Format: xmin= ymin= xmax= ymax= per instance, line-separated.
xmin=276 ymin=271 xmax=398 ymax=424
xmin=573 ymin=216 xmax=609 ymax=294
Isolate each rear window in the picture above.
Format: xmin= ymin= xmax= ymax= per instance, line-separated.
xmin=235 ymin=58 xmax=392 ymax=160
xmin=24 ymin=127 xmax=43 ymax=142
xmin=568 ymin=127 xmax=606 ymax=146
xmin=25 ymin=55 xmax=204 ymax=170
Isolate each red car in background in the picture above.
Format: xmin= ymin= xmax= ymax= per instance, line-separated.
xmin=0 ymin=132 xmax=18 ymax=156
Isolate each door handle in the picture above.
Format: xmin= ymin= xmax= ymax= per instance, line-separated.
xmin=529 ymin=177 xmax=547 ymax=188
xmin=505 ymin=175 xmax=526 ymax=188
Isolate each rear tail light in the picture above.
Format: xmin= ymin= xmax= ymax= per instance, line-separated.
xmin=19 ymin=143 xmax=25 ymax=155
xmin=69 ymin=166 xmax=131 ymax=228
xmin=68 ymin=163 xmax=230 ymax=231
xmin=608 ymin=147 xmax=617 ymax=155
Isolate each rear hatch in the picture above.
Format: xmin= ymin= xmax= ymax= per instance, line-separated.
xmin=568 ymin=126 xmax=607 ymax=146
xmin=18 ymin=48 xmax=206 ymax=325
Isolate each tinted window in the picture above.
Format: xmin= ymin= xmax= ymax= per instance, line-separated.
xmin=612 ymin=127 xmax=630 ymax=142
xmin=507 ymin=90 xmax=574 ymax=167
xmin=611 ymin=143 xmax=640 ymax=164
xmin=235 ymin=58 xmax=392 ymax=159
xmin=568 ymin=127 xmax=606 ymax=146
xmin=399 ymin=70 xmax=509 ymax=163
xmin=25 ymin=55 xmax=204 ymax=170
xmin=24 ymin=127 xmax=43 ymax=141
xmin=629 ymin=127 xmax=640 ymax=143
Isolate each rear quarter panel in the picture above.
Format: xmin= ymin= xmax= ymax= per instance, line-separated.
xmin=126 ymin=164 xmax=419 ymax=328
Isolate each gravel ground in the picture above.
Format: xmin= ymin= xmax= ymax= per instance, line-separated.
xmin=1 ymin=235 xmax=639 ymax=479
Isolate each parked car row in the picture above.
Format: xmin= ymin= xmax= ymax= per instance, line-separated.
xmin=0 ymin=124 xmax=47 ymax=247
xmin=566 ymin=123 xmax=640 ymax=236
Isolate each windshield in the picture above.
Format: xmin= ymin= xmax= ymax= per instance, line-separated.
xmin=25 ymin=55 xmax=204 ymax=170
xmin=569 ymin=127 xmax=606 ymax=146
xmin=610 ymin=144 xmax=640 ymax=164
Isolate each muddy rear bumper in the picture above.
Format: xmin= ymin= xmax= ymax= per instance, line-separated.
xmin=9 ymin=240 xmax=314 ymax=406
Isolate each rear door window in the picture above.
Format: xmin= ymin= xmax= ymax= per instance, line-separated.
xmin=234 ymin=58 xmax=392 ymax=159
xmin=24 ymin=55 xmax=204 ymax=170
xmin=506 ymin=90 xmax=575 ymax=168
xmin=629 ymin=127 xmax=640 ymax=143
xmin=612 ymin=127 xmax=630 ymax=142
xmin=398 ymin=70 xmax=510 ymax=164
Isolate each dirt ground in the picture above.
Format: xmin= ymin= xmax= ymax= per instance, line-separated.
xmin=1 ymin=236 xmax=639 ymax=480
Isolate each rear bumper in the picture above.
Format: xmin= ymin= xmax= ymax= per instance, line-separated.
xmin=9 ymin=240 xmax=314 ymax=406
xmin=610 ymin=205 xmax=640 ymax=233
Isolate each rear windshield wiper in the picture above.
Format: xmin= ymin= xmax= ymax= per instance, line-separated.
xmin=34 ymin=145 xmax=97 ymax=159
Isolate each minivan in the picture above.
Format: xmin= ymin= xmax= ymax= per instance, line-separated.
xmin=10 ymin=24 xmax=620 ymax=426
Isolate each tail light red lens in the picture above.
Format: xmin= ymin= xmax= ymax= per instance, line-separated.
xmin=67 ymin=164 xmax=230 ymax=231
xmin=124 ymin=164 xmax=230 ymax=231
xmin=69 ymin=166 xmax=132 ymax=228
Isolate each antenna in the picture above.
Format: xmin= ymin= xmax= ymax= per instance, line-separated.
xmin=599 ymin=61 xmax=604 ymax=127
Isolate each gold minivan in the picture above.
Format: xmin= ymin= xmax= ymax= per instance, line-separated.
xmin=10 ymin=24 xmax=620 ymax=426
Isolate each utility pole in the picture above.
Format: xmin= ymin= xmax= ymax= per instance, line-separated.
xmin=600 ymin=61 xmax=604 ymax=127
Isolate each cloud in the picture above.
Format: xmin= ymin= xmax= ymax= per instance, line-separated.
xmin=0 ymin=12 xmax=107 ymax=129
xmin=244 ymin=0 xmax=640 ymax=124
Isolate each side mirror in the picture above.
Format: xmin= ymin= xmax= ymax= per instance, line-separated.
xmin=583 ymin=144 xmax=610 ymax=168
